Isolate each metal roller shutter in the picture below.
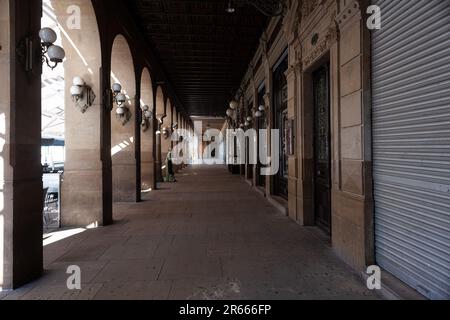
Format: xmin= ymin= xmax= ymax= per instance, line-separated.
xmin=371 ymin=0 xmax=450 ymax=300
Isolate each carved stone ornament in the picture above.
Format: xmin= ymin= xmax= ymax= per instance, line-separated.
xmin=336 ymin=1 xmax=361 ymax=29
xmin=302 ymin=15 xmax=338 ymax=69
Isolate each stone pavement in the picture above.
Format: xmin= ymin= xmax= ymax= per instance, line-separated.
xmin=1 ymin=165 xmax=382 ymax=300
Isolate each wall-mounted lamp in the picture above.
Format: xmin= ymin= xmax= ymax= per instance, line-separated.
xmin=112 ymin=83 xmax=131 ymax=126
xmin=16 ymin=27 xmax=65 ymax=73
xmin=255 ymin=104 xmax=266 ymax=118
xmin=112 ymin=83 xmax=125 ymax=105
xmin=229 ymin=100 xmax=239 ymax=110
xmin=39 ymin=28 xmax=65 ymax=70
xmin=141 ymin=105 xmax=153 ymax=132
xmin=156 ymin=114 xmax=164 ymax=124
xmin=162 ymin=126 xmax=170 ymax=139
xmin=116 ymin=105 xmax=131 ymax=126
xmin=226 ymin=0 xmax=236 ymax=13
xmin=142 ymin=105 xmax=153 ymax=120
xmin=245 ymin=116 xmax=253 ymax=127
xmin=70 ymin=76 xmax=96 ymax=113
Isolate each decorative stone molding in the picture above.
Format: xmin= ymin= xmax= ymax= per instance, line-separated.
xmin=301 ymin=0 xmax=326 ymax=21
xmin=285 ymin=65 xmax=297 ymax=80
xmin=260 ymin=33 xmax=269 ymax=61
xmin=326 ymin=20 xmax=339 ymax=43
xmin=290 ymin=39 xmax=302 ymax=67
xmin=295 ymin=56 xmax=304 ymax=69
xmin=336 ymin=1 xmax=361 ymax=29
xmin=302 ymin=18 xmax=338 ymax=69
xmin=282 ymin=0 xmax=300 ymax=41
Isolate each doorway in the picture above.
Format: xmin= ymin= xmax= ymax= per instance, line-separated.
xmin=313 ymin=64 xmax=331 ymax=234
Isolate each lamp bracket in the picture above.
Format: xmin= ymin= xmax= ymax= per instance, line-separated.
xmin=141 ymin=119 xmax=150 ymax=132
xmin=116 ymin=106 xmax=132 ymax=126
xmin=74 ymin=85 xmax=96 ymax=113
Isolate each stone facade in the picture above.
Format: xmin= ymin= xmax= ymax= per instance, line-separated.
xmin=239 ymin=0 xmax=374 ymax=271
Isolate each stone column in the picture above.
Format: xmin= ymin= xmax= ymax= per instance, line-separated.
xmin=238 ymin=97 xmax=246 ymax=176
xmin=110 ymin=36 xmax=137 ymax=203
xmin=161 ymin=100 xmax=172 ymax=177
xmin=263 ymin=92 xmax=272 ymax=195
xmin=1 ymin=0 xmax=43 ymax=290
xmin=172 ymin=108 xmax=179 ymax=173
xmin=333 ymin=0 xmax=374 ymax=269
xmin=286 ymin=55 xmax=300 ymax=222
xmin=260 ymin=34 xmax=273 ymax=195
xmin=155 ymin=119 xmax=163 ymax=183
xmin=55 ymin=0 xmax=108 ymax=227
xmin=244 ymin=88 xmax=254 ymax=184
xmin=181 ymin=118 xmax=185 ymax=168
xmin=141 ymin=109 xmax=155 ymax=191
xmin=155 ymin=86 xmax=164 ymax=183
xmin=250 ymin=78 xmax=258 ymax=186
xmin=140 ymin=70 xmax=155 ymax=191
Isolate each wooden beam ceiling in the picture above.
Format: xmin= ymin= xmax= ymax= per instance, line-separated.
xmin=129 ymin=0 xmax=268 ymax=117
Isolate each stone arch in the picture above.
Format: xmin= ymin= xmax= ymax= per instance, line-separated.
xmin=110 ymin=34 xmax=137 ymax=203
xmin=140 ymin=68 xmax=155 ymax=191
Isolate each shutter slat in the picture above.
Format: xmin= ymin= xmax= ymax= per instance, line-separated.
xmin=372 ymin=0 xmax=450 ymax=300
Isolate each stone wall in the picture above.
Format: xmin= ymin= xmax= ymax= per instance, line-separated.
xmin=240 ymin=0 xmax=374 ymax=271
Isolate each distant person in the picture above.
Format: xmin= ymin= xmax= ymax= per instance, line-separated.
xmin=166 ymin=148 xmax=176 ymax=182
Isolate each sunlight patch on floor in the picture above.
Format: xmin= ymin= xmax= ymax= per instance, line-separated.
xmin=43 ymin=228 xmax=86 ymax=246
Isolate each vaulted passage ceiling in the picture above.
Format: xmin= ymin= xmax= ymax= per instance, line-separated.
xmin=129 ymin=0 xmax=269 ymax=117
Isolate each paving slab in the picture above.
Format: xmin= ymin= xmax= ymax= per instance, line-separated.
xmin=2 ymin=165 xmax=383 ymax=300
